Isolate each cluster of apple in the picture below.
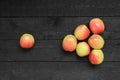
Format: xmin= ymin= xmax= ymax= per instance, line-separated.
xmin=62 ymin=18 xmax=105 ymax=65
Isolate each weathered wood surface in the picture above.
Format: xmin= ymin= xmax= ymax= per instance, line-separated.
xmin=0 ymin=62 xmax=120 ymax=80
xmin=0 ymin=17 xmax=120 ymax=61
xmin=0 ymin=0 xmax=120 ymax=80
xmin=0 ymin=0 xmax=120 ymax=17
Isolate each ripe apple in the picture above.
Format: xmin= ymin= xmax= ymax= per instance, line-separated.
xmin=76 ymin=42 xmax=90 ymax=57
xmin=62 ymin=34 xmax=77 ymax=52
xmin=89 ymin=49 xmax=104 ymax=65
xmin=20 ymin=33 xmax=35 ymax=49
xmin=89 ymin=18 xmax=105 ymax=34
xmin=74 ymin=24 xmax=90 ymax=40
xmin=88 ymin=34 xmax=104 ymax=49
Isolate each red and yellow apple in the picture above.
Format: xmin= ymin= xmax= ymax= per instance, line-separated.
xmin=90 ymin=18 xmax=105 ymax=34
xmin=89 ymin=49 xmax=104 ymax=65
xmin=74 ymin=24 xmax=90 ymax=40
xmin=62 ymin=34 xmax=77 ymax=52
xmin=20 ymin=33 xmax=35 ymax=49
xmin=88 ymin=34 xmax=104 ymax=49
xmin=76 ymin=42 xmax=90 ymax=57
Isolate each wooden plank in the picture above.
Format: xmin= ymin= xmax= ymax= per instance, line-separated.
xmin=0 ymin=17 xmax=120 ymax=40
xmin=0 ymin=62 xmax=10 ymax=80
xmin=1 ymin=62 xmax=120 ymax=80
xmin=0 ymin=17 xmax=120 ymax=61
xmin=0 ymin=39 xmax=119 ymax=61
xmin=0 ymin=0 xmax=120 ymax=17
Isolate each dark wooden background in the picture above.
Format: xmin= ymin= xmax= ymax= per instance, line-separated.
xmin=0 ymin=0 xmax=120 ymax=80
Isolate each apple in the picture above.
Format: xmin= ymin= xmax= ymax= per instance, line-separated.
xmin=88 ymin=34 xmax=104 ymax=49
xmin=62 ymin=34 xmax=77 ymax=52
xmin=89 ymin=18 xmax=105 ymax=34
xmin=89 ymin=49 xmax=104 ymax=65
xmin=20 ymin=33 xmax=35 ymax=49
xmin=74 ymin=24 xmax=90 ymax=40
xmin=76 ymin=42 xmax=90 ymax=57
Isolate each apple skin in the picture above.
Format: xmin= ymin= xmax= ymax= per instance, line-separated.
xmin=62 ymin=34 xmax=77 ymax=52
xmin=89 ymin=49 xmax=104 ymax=65
xmin=76 ymin=42 xmax=90 ymax=57
xmin=74 ymin=24 xmax=90 ymax=40
xmin=88 ymin=34 xmax=105 ymax=49
xmin=20 ymin=33 xmax=35 ymax=49
xmin=90 ymin=18 xmax=105 ymax=34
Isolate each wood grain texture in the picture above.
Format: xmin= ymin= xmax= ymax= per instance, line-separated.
xmin=0 ymin=62 xmax=120 ymax=80
xmin=0 ymin=39 xmax=119 ymax=61
xmin=0 ymin=17 xmax=120 ymax=40
xmin=0 ymin=17 xmax=120 ymax=61
xmin=0 ymin=0 xmax=120 ymax=17
xmin=0 ymin=0 xmax=120 ymax=80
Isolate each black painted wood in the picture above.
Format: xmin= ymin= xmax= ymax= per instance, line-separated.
xmin=0 ymin=0 xmax=120 ymax=17
xmin=0 ymin=17 xmax=120 ymax=61
xmin=0 ymin=62 xmax=120 ymax=80
xmin=0 ymin=17 xmax=120 ymax=40
xmin=0 ymin=0 xmax=120 ymax=80
xmin=0 ymin=39 xmax=120 ymax=61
